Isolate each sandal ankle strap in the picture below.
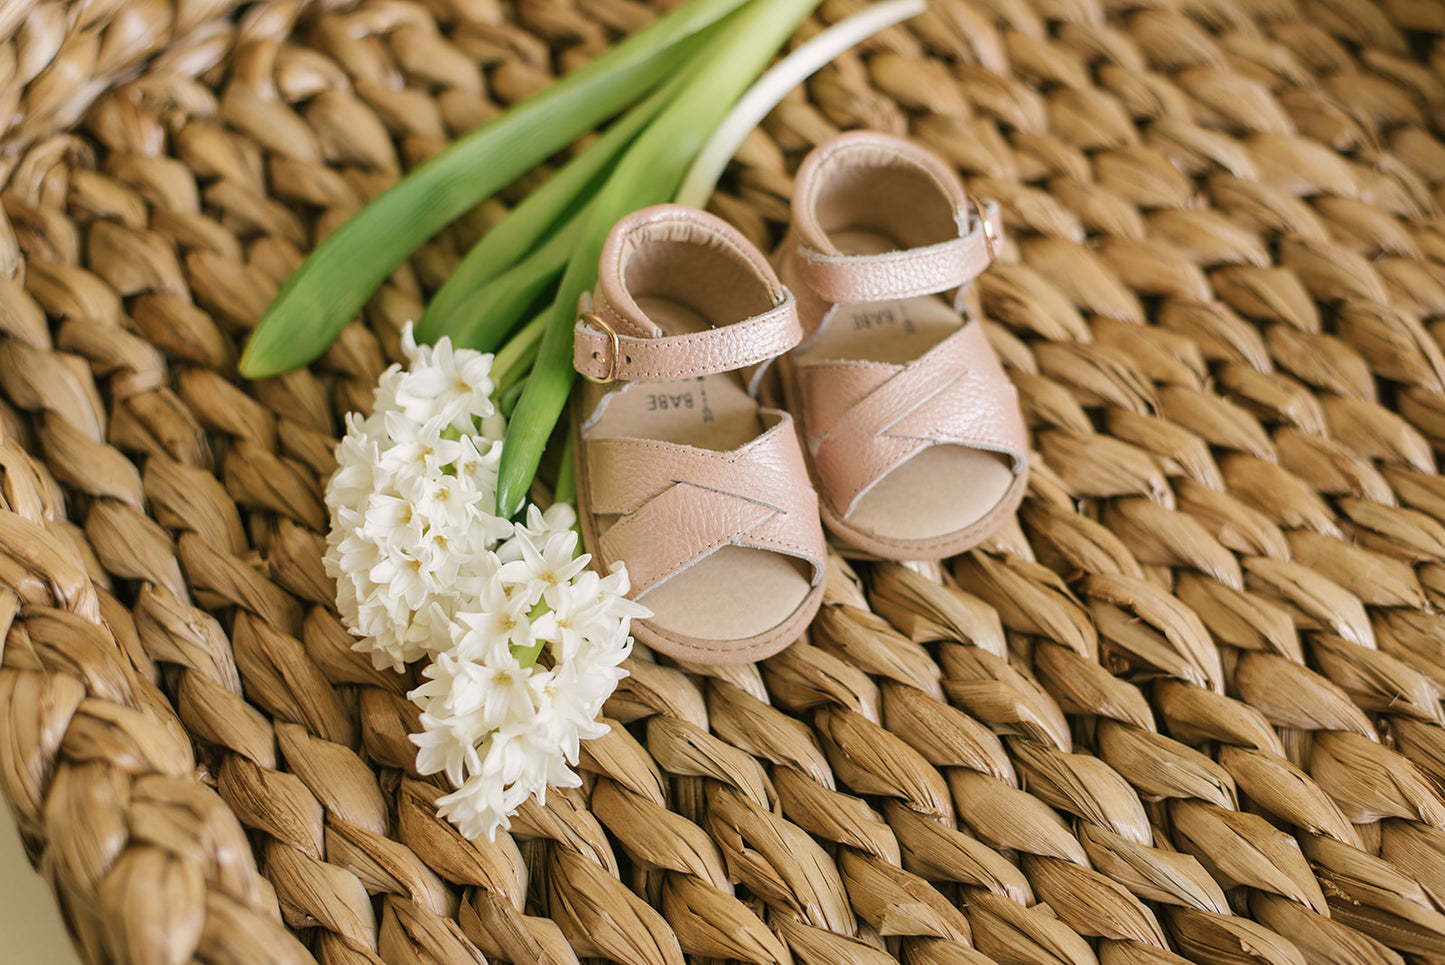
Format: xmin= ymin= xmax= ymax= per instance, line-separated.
xmin=575 ymin=203 xmax=806 ymax=386
xmin=574 ymin=289 xmax=800 ymax=384
xmin=793 ymin=198 xmax=1002 ymax=306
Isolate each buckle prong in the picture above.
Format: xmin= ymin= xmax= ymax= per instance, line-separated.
xmin=978 ymin=205 xmax=1001 ymax=261
xmin=580 ymin=312 xmax=619 ymax=384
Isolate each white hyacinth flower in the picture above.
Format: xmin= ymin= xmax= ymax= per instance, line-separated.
xmin=325 ymin=323 xmax=645 ymax=840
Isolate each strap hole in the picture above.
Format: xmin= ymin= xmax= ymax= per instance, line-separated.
xmin=625 ymin=356 xmax=632 ymax=363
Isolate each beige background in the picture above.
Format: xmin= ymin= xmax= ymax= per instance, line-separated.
xmin=0 ymin=811 xmax=84 ymax=964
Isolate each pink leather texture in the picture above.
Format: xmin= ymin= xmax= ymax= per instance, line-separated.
xmin=795 ymin=201 xmax=1003 ymax=306
xmin=801 ymin=322 xmax=1027 ymax=516
xmin=585 ymin=413 xmax=824 ymax=594
xmin=574 ymin=291 xmax=800 ymax=384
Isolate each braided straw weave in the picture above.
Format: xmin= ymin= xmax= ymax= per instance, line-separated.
xmin=5 ymin=0 xmax=1445 ymax=962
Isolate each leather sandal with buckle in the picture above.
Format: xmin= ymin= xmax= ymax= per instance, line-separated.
xmin=777 ymin=131 xmax=1029 ymax=561
xmin=571 ymin=204 xmax=826 ymax=665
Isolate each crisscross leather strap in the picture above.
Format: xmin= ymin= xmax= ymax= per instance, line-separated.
xmin=795 ymin=200 xmax=1002 ymax=306
xmin=583 ymin=413 xmax=825 ymax=596
xmin=800 ymin=321 xmax=1027 ymax=517
xmin=574 ymin=291 xmax=801 ymax=384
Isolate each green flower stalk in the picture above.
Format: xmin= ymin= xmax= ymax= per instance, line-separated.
xmin=491 ymin=311 xmax=548 ymax=398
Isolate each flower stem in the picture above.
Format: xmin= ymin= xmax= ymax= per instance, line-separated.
xmin=512 ymin=601 xmax=552 ymax=669
xmin=498 ymin=380 xmax=527 ymax=419
xmin=492 ymin=311 xmax=548 ymax=397
xmin=554 ymin=434 xmax=578 ymax=507
xmin=239 ymin=0 xmax=753 ymax=378
xmin=495 ymin=0 xmax=824 ymax=518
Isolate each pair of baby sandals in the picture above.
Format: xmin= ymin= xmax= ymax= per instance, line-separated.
xmin=570 ymin=132 xmax=1029 ymax=666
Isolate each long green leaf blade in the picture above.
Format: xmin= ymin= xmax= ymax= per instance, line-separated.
xmin=418 ymin=80 xmax=678 ymax=343
xmin=446 ymin=218 xmax=576 ymax=353
xmin=239 ymin=0 xmax=752 ymax=378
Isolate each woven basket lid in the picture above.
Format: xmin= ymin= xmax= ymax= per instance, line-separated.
xmin=5 ymin=1 xmax=1445 ymax=963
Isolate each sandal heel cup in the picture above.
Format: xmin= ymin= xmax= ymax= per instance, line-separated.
xmin=777 ymin=132 xmax=1029 ymax=561
xmin=572 ymin=204 xmax=826 ymax=665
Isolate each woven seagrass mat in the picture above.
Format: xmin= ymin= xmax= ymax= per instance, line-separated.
xmin=5 ymin=0 xmax=1445 ymax=962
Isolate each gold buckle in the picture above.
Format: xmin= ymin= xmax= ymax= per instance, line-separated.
xmin=979 ymin=205 xmax=1000 ymax=261
xmin=580 ymin=312 xmax=619 ymax=384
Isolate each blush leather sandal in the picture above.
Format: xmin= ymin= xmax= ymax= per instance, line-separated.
xmin=571 ymin=204 xmax=826 ymax=665
xmin=776 ymin=131 xmax=1029 ymax=561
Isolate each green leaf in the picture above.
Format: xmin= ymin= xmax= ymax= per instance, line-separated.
xmin=418 ymin=79 xmax=679 ymax=343
xmin=238 ymin=0 xmax=753 ymax=378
